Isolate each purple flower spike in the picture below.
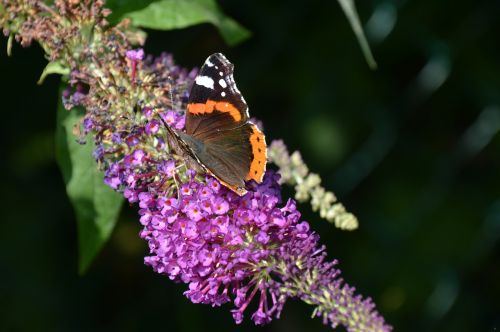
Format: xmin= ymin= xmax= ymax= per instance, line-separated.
xmin=137 ymin=171 xmax=391 ymax=331
xmin=23 ymin=22 xmax=391 ymax=329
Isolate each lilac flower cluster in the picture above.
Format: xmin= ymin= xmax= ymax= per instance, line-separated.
xmin=100 ymin=108 xmax=186 ymax=204
xmin=0 ymin=1 xmax=391 ymax=330
xmin=88 ymin=88 xmax=391 ymax=329
xmin=63 ymin=55 xmax=390 ymax=331
xmin=140 ymin=171 xmax=289 ymax=322
xmin=132 ymin=157 xmax=390 ymax=330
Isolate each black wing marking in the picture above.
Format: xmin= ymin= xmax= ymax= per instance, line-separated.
xmin=186 ymin=53 xmax=249 ymax=136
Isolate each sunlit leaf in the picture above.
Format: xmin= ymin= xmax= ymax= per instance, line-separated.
xmin=105 ymin=0 xmax=157 ymax=24
xmin=55 ymin=84 xmax=123 ymax=274
xmin=124 ymin=0 xmax=251 ymax=46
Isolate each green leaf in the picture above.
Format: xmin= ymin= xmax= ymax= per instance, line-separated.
xmin=337 ymin=0 xmax=377 ymax=70
xmin=55 ymin=84 xmax=124 ymax=274
xmin=105 ymin=0 xmax=157 ymax=24
xmin=37 ymin=61 xmax=69 ymax=85
xmin=124 ymin=0 xmax=251 ymax=46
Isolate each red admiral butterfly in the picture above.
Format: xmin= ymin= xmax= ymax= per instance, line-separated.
xmin=164 ymin=53 xmax=267 ymax=195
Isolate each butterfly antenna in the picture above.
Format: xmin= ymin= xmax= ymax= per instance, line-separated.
xmin=157 ymin=108 xmax=184 ymax=199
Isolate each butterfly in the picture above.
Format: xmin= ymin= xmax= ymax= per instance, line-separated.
xmin=164 ymin=53 xmax=267 ymax=196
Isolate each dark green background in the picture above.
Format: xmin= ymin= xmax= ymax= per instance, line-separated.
xmin=1 ymin=0 xmax=499 ymax=331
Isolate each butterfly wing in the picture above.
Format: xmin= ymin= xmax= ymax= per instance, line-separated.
xmin=186 ymin=53 xmax=249 ymax=137
xmin=186 ymin=122 xmax=266 ymax=195
xmin=181 ymin=53 xmax=267 ymax=195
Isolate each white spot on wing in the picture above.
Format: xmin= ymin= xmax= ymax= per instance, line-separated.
xmin=221 ymin=92 xmax=226 ymax=97
xmin=206 ymin=58 xmax=214 ymax=67
xmin=195 ymin=76 xmax=214 ymax=89
xmin=219 ymin=71 xmax=223 ymax=76
xmin=218 ymin=79 xmax=227 ymax=88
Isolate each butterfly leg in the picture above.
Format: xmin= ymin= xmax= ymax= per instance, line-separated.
xmin=172 ymin=164 xmax=186 ymax=200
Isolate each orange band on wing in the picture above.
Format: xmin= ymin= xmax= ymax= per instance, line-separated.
xmin=187 ymin=100 xmax=242 ymax=122
xmin=214 ymin=102 xmax=242 ymax=122
xmin=246 ymin=124 xmax=267 ymax=183
xmin=187 ymin=102 xmax=210 ymax=114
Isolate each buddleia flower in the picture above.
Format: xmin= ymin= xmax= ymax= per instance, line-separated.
xmin=0 ymin=1 xmax=389 ymax=330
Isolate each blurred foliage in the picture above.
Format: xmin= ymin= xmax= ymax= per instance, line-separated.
xmin=1 ymin=0 xmax=500 ymax=332
xmin=337 ymin=0 xmax=377 ymax=69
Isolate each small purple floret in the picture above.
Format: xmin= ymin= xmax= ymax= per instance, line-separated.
xmin=126 ymin=48 xmax=144 ymax=61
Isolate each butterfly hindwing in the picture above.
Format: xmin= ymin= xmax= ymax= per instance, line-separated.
xmin=246 ymin=123 xmax=267 ymax=183
xmin=189 ymin=122 xmax=266 ymax=194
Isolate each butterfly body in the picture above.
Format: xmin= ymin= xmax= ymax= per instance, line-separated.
xmin=166 ymin=53 xmax=267 ymax=196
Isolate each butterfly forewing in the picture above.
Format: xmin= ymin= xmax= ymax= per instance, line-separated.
xmin=186 ymin=53 xmax=249 ymax=136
